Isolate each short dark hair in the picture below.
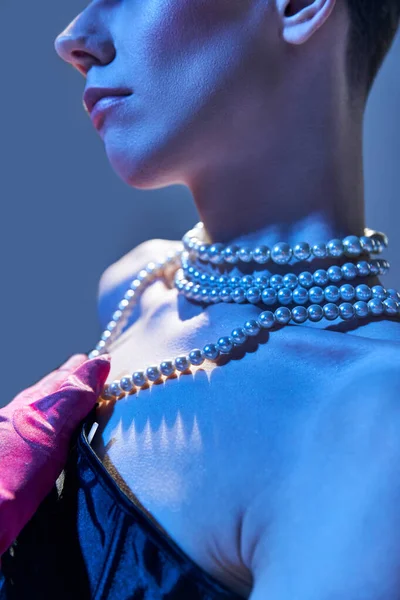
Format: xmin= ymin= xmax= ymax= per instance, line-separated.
xmin=345 ymin=0 xmax=400 ymax=99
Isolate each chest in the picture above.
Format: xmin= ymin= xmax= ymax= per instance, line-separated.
xmin=89 ymin=310 xmax=365 ymax=598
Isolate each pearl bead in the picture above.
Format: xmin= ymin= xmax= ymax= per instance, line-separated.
xmin=120 ymin=376 xmax=134 ymax=392
xmin=253 ymin=245 xmax=271 ymax=264
xmin=359 ymin=236 xmax=374 ymax=253
xmin=354 ymin=301 xmax=369 ymax=318
xmin=96 ymin=340 xmax=107 ymax=352
xmin=275 ymin=307 xmax=291 ymax=324
xmin=283 ymin=273 xmax=298 ymax=290
xmin=218 ymin=276 xmax=229 ymax=287
xmin=106 ymin=320 xmax=117 ymax=332
xmin=257 ymin=311 xmax=276 ymax=328
xmin=109 ymin=381 xmax=123 ymax=398
xmin=370 ymin=262 xmax=379 ymax=276
xmin=298 ymin=272 xmax=314 ymax=288
xmin=309 ymin=286 xmax=324 ymax=304
xmin=223 ymin=245 xmax=240 ymax=264
xmin=313 ymin=269 xmax=329 ymax=286
xmin=217 ymin=337 xmax=234 ymax=354
xmin=189 ymin=350 xmax=204 ymax=366
xmin=308 ymin=305 xmax=324 ymax=322
xmin=339 ymin=302 xmax=355 ymax=320
xmin=387 ymin=288 xmax=400 ymax=301
xmin=343 ymin=235 xmax=362 ymax=256
xmin=246 ymin=287 xmax=261 ymax=304
xmin=132 ymin=371 xmax=148 ymax=387
xmin=231 ymin=328 xmax=248 ymax=344
xmin=356 ymin=261 xmax=370 ymax=277
xmin=326 ymin=239 xmax=344 ymax=257
xmin=291 ymin=306 xmax=308 ymax=323
xmin=160 ymin=360 xmax=176 ymax=376
xmin=100 ymin=384 xmax=113 ymax=400
xmin=271 ymin=242 xmax=293 ymax=265
xmin=198 ymin=244 xmax=210 ymax=261
xmin=311 ymin=243 xmax=327 ymax=258
xmin=229 ymin=276 xmax=241 ymax=288
xmin=130 ymin=279 xmax=142 ymax=290
xmin=293 ymin=242 xmax=310 ymax=261
xmin=232 ymin=288 xmax=246 ymax=303
xmin=340 ymin=284 xmax=355 ymax=301
xmin=277 ymin=287 xmax=293 ymax=305
xmin=355 ymin=284 xmax=372 ymax=301
xmin=261 ymin=288 xmax=277 ymax=305
xmin=292 ymin=286 xmax=308 ymax=305
xmin=146 ymin=366 xmax=162 ymax=382
xmin=209 ymin=289 xmax=220 ymax=303
xmin=270 ymin=274 xmax=284 ymax=289
xmin=238 ymin=247 xmax=253 ymax=263
xmin=220 ymin=287 xmax=233 ymax=302
xmin=200 ymin=288 xmax=211 ymax=302
xmin=101 ymin=330 xmax=112 ymax=342
xmin=124 ymin=289 xmax=136 ymax=301
xmin=341 ymin=263 xmax=358 ymax=280
xmin=244 ymin=320 xmax=261 ymax=336
xmin=383 ymin=298 xmax=398 ymax=316
xmin=138 ymin=269 xmax=150 ymax=281
xmin=208 ymin=243 xmax=225 ymax=264
xmin=254 ymin=275 xmax=269 ymax=288
xmin=323 ymin=303 xmax=340 ymax=320
xmin=327 ymin=265 xmax=343 ymax=283
xmin=175 ymin=356 xmax=191 ymax=372
xmin=241 ymin=275 xmax=254 ymax=289
xmin=371 ymin=285 xmax=386 ymax=300
xmin=145 ymin=262 xmax=158 ymax=276
xmin=202 ymin=344 xmax=220 ymax=360
xmin=199 ymin=274 xmax=208 ymax=285
xmin=368 ymin=298 xmax=384 ymax=315
xmin=324 ymin=285 xmax=340 ymax=303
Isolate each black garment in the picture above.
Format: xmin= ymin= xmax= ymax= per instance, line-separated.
xmin=0 ymin=406 xmax=245 ymax=600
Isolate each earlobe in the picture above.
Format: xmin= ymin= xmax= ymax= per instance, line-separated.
xmin=277 ymin=0 xmax=337 ymax=45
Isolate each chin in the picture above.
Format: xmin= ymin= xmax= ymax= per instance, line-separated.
xmin=104 ymin=133 xmax=183 ymax=190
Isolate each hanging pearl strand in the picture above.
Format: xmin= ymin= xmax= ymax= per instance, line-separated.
xmin=88 ymin=225 xmax=400 ymax=402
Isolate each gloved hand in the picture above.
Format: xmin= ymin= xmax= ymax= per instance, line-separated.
xmin=0 ymin=353 xmax=111 ymax=558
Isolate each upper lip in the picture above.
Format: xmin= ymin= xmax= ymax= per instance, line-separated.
xmin=83 ymin=87 xmax=132 ymax=115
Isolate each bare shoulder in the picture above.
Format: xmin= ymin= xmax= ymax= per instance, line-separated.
xmin=98 ymin=237 xmax=182 ymax=296
xmin=340 ymin=345 xmax=400 ymax=402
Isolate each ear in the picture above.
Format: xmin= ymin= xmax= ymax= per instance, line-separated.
xmin=276 ymin=0 xmax=338 ymax=45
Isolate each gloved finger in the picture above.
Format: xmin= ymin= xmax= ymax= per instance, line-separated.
xmin=4 ymin=354 xmax=91 ymax=411
xmin=12 ymin=355 xmax=112 ymax=447
xmin=35 ymin=354 xmax=89 ymax=396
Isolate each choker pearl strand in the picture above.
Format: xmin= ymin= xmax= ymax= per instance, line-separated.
xmin=88 ymin=224 xmax=400 ymax=402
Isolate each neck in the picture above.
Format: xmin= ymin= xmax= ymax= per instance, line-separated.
xmin=187 ymin=52 xmax=366 ymax=250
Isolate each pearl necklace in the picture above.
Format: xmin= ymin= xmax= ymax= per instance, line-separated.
xmin=88 ymin=225 xmax=400 ymax=402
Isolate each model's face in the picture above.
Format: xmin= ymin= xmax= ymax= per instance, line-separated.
xmin=55 ymin=0 xmax=278 ymax=188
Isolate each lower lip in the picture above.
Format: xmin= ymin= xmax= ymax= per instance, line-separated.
xmin=90 ymin=95 xmax=130 ymax=128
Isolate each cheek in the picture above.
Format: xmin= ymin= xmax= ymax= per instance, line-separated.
xmin=136 ymin=0 xmax=250 ymax=71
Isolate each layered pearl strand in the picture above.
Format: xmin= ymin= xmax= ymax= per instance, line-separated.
xmin=88 ymin=223 xmax=400 ymax=402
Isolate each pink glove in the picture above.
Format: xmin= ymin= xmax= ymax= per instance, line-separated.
xmin=0 ymin=353 xmax=111 ymax=558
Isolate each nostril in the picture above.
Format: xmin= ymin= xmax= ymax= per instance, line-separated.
xmin=70 ymin=50 xmax=101 ymax=76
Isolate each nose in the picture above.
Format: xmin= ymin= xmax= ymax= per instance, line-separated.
xmin=54 ymin=13 xmax=115 ymax=77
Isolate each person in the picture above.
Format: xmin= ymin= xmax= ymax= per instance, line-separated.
xmin=1 ymin=0 xmax=400 ymax=598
